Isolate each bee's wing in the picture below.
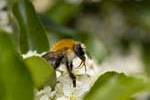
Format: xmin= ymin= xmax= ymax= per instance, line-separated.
xmin=42 ymin=52 xmax=55 ymax=60
xmin=42 ymin=51 xmax=65 ymax=69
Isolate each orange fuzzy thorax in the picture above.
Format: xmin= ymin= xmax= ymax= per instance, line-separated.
xmin=51 ymin=39 xmax=77 ymax=53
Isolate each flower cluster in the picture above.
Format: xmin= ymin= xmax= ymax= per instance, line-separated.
xmin=35 ymin=57 xmax=100 ymax=100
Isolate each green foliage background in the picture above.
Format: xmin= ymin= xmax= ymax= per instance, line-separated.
xmin=0 ymin=0 xmax=150 ymax=100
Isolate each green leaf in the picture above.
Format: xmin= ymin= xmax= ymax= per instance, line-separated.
xmin=0 ymin=30 xmax=33 ymax=100
xmin=24 ymin=56 xmax=56 ymax=89
xmin=84 ymin=71 xmax=150 ymax=100
xmin=12 ymin=0 xmax=49 ymax=54
xmin=0 ymin=76 xmax=5 ymax=100
xmin=39 ymin=14 xmax=77 ymax=38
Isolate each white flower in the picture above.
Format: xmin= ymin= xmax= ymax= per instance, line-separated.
xmin=56 ymin=96 xmax=69 ymax=100
xmin=22 ymin=51 xmax=43 ymax=59
xmin=35 ymin=58 xmax=99 ymax=100
xmin=35 ymin=86 xmax=56 ymax=100
xmin=40 ymin=95 xmax=49 ymax=100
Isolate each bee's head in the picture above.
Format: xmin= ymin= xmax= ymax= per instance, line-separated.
xmin=73 ymin=43 xmax=86 ymax=61
xmin=74 ymin=43 xmax=91 ymax=71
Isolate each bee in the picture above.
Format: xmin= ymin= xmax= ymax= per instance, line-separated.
xmin=42 ymin=39 xmax=91 ymax=87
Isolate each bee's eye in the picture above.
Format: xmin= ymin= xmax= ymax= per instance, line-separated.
xmin=74 ymin=44 xmax=86 ymax=61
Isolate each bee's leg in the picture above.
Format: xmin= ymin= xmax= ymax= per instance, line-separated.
xmin=54 ymin=60 xmax=61 ymax=69
xmin=69 ymin=72 xmax=76 ymax=87
xmin=50 ymin=56 xmax=64 ymax=69
xmin=66 ymin=60 xmax=76 ymax=87
xmin=69 ymin=62 xmax=73 ymax=71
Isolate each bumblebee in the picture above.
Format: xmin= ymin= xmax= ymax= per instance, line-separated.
xmin=42 ymin=39 xmax=90 ymax=87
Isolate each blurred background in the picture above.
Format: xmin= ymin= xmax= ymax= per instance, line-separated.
xmin=0 ymin=0 xmax=149 ymax=99
xmin=1 ymin=0 xmax=149 ymax=74
xmin=36 ymin=0 xmax=149 ymax=77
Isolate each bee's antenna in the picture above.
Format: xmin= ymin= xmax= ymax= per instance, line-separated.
xmin=76 ymin=61 xmax=83 ymax=69
xmin=76 ymin=61 xmax=87 ymax=74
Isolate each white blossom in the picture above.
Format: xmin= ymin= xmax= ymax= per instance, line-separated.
xmin=22 ymin=51 xmax=44 ymax=59
xmin=35 ymin=58 xmax=99 ymax=100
